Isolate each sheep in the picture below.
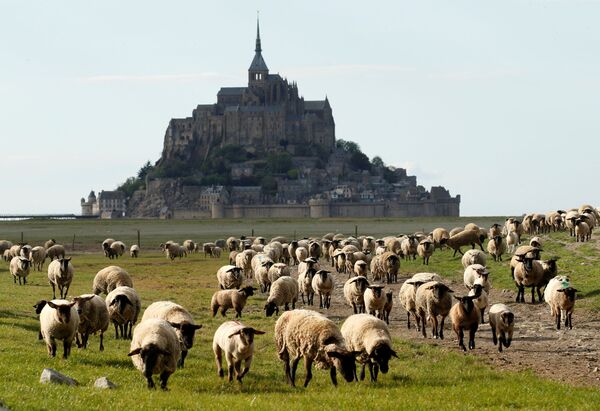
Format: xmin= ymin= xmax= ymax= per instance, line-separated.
xmin=27 ymin=246 xmax=45 ymax=271
xmin=212 ymin=320 xmax=265 ymax=383
xmin=216 ymin=265 xmax=244 ymax=290
xmin=295 ymin=246 xmax=308 ymax=264
xmin=47 ymin=257 xmax=74 ymax=298
xmin=213 ymin=246 xmax=222 ymax=258
xmin=44 ymin=238 xmax=56 ymax=250
xmin=415 ymin=281 xmax=454 ymax=339
xmin=226 ymin=237 xmax=240 ymax=252
xmin=204 ymin=242 xmax=216 ymax=258
xmin=20 ymin=244 xmax=32 ymax=259
xmin=274 ymin=309 xmax=357 ymax=387
xmin=130 ymin=244 xmax=140 ymax=258
xmin=449 ymin=227 xmax=463 ymax=237
xmin=39 ymin=299 xmax=79 ymax=359
xmin=441 ymin=229 xmax=486 ymax=257
xmin=92 ymin=265 xmax=133 ymax=295
xmin=252 ymin=255 xmax=274 ymax=292
xmin=417 ymin=238 xmax=434 ymax=265
xmin=575 ymin=219 xmax=591 ymax=242
xmin=264 ymin=241 xmax=283 ymax=263
xmin=370 ymin=252 xmax=400 ymax=284
xmin=463 ymin=264 xmax=491 ymax=293
xmin=141 ymin=301 xmax=202 ymax=368
xmin=228 ymin=250 xmax=238 ymax=265
xmin=430 ymin=228 xmax=449 ymax=250
xmin=46 ymin=244 xmax=65 ymax=261
xmin=311 ymin=270 xmax=334 ymax=309
xmin=486 ymin=235 xmax=506 ymax=262
xmin=382 ymin=289 xmax=393 ymax=325
xmin=268 ymin=263 xmax=290 ymax=283
xmin=544 ymin=276 xmax=577 ymax=329
xmin=341 ymin=314 xmax=397 ymax=382
xmin=362 ymin=236 xmax=376 ymax=254
xmin=0 ymin=240 xmax=13 ymax=256
xmin=298 ymin=267 xmax=316 ymax=306
xmin=3 ymin=249 xmax=10 ymax=262
xmin=236 ymin=250 xmax=255 ymax=279
xmin=400 ymin=235 xmax=419 ymax=261
xmin=10 ymin=256 xmax=31 ymax=285
xmin=546 ymin=211 xmax=564 ymax=232
xmin=128 ymin=318 xmax=181 ymax=390
xmin=488 ymin=303 xmax=514 ymax=352
xmin=565 ymin=210 xmax=580 ymax=236
xmin=506 ymin=231 xmax=519 ymax=254
xmin=102 ymin=238 xmax=115 ymax=256
xmin=105 ymin=286 xmax=141 ymax=340
xmin=72 ymin=294 xmax=109 ymax=351
xmin=398 ymin=278 xmax=424 ymax=330
xmin=464 ymin=223 xmax=480 ymax=232
xmin=343 ymin=276 xmax=370 ymax=314
xmin=34 ymin=300 xmax=48 ymax=339
xmin=488 ymin=223 xmax=502 ymax=238
xmin=210 ymin=286 xmax=256 ymax=318
xmin=308 ymin=241 xmax=321 ymax=260
xmin=333 ymin=250 xmax=347 ymax=274
xmin=160 ymin=241 xmax=185 ymax=260
xmin=513 ymin=255 xmax=546 ymax=303
xmin=182 ymin=239 xmax=195 ymax=254
xmin=8 ymin=244 xmax=21 ymax=258
xmin=264 ymin=276 xmax=298 ymax=316
xmin=354 ymin=260 xmax=368 ymax=277
xmin=109 ymin=241 xmax=126 ymax=259
xmin=467 ymin=282 xmax=488 ymax=324
xmin=509 ymin=245 xmax=541 ymax=280
xmin=364 ymin=285 xmax=386 ymax=319
xmin=449 ymin=293 xmax=479 ymax=351
xmin=461 ymin=249 xmax=487 ymax=268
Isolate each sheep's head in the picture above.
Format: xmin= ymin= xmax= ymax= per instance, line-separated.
xmin=316 ymin=270 xmax=330 ymax=281
xmin=227 ymin=327 xmax=265 ymax=346
xmin=556 ymin=287 xmax=578 ymax=302
xmin=18 ymin=257 xmax=31 ymax=270
xmin=349 ymin=276 xmax=369 ymax=292
xmin=501 ymin=311 xmax=515 ymax=326
xmin=110 ymin=294 xmax=133 ymax=314
xmin=369 ymin=343 xmax=398 ymax=374
xmin=453 ymin=295 xmax=477 ymax=313
xmin=128 ymin=343 xmax=171 ymax=381
xmin=325 ymin=344 xmax=359 ymax=384
xmin=58 ymin=257 xmax=71 ymax=274
xmin=47 ymin=301 xmax=76 ymax=324
xmin=427 ymin=282 xmax=453 ymax=300
xmin=239 ymin=286 xmax=257 ymax=297
xmin=471 ymin=283 xmax=484 ymax=298
xmin=72 ymin=294 xmax=95 ymax=316
xmin=33 ymin=300 xmax=47 ymax=314
xmin=169 ymin=321 xmax=202 ymax=349
xmin=368 ymin=285 xmax=385 ymax=298
xmin=262 ymin=260 xmax=274 ymax=270
xmin=264 ymin=301 xmax=278 ymax=317
xmin=475 ymin=266 xmax=490 ymax=281
xmin=385 ymin=289 xmax=393 ymax=303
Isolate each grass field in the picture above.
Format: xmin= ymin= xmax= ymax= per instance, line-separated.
xmin=1 ymin=217 xmax=600 ymax=410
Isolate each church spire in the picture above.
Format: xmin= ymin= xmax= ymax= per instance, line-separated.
xmin=255 ymin=15 xmax=262 ymax=53
xmin=249 ymin=14 xmax=269 ymax=84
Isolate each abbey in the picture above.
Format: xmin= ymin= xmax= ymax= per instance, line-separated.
xmin=159 ymin=20 xmax=335 ymax=166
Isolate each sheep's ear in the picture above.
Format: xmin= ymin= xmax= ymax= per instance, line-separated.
xmin=326 ymin=350 xmax=343 ymax=359
xmin=67 ymin=301 xmax=76 ymax=307
xmin=79 ymin=295 xmax=94 ymax=303
xmin=65 ymin=257 xmax=71 ymax=262
xmin=193 ymin=324 xmax=202 ymax=330
xmin=251 ymin=329 xmax=266 ymax=335
xmin=390 ymin=349 xmax=399 ymax=358
xmin=453 ymin=295 xmax=462 ymax=301
xmin=47 ymin=301 xmax=58 ymax=309
xmin=168 ymin=321 xmax=182 ymax=330
xmin=556 ymin=289 xmax=565 ymax=293
xmin=228 ymin=330 xmax=242 ymax=338
xmin=127 ymin=348 xmax=141 ymax=356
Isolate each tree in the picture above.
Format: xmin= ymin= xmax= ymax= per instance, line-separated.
xmin=371 ymin=156 xmax=385 ymax=168
xmin=137 ymin=161 xmax=153 ymax=180
xmin=350 ymin=151 xmax=371 ymax=171
xmin=336 ymin=139 xmax=361 ymax=153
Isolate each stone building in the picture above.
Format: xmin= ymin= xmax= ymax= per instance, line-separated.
xmin=80 ymin=190 xmax=126 ymax=218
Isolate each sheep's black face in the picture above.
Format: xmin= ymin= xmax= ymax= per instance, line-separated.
xmin=264 ymin=302 xmax=277 ymax=317
xmin=33 ymin=300 xmax=47 ymax=314
xmin=524 ymin=258 xmax=534 ymax=271
xmin=371 ymin=344 xmax=396 ymax=374
xmin=112 ymin=295 xmax=132 ymax=314
xmin=175 ymin=322 xmax=202 ymax=349
xmin=328 ymin=350 xmax=356 ymax=383
xmin=58 ymin=306 xmax=72 ymax=324
xmin=370 ymin=287 xmax=383 ymax=298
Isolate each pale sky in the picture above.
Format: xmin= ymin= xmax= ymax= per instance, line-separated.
xmin=1 ymin=1 xmax=599 ymax=216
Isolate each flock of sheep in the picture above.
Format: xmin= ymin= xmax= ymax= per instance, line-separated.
xmin=0 ymin=204 xmax=594 ymax=390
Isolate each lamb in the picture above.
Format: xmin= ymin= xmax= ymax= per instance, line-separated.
xmin=128 ymin=318 xmax=181 ymax=390
xmin=369 ymin=252 xmax=400 ymax=284
xmin=268 ymin=263 xmax=290 ymax=283
xmin=449 ymin=293 xmax=479 ymax=351
xmin=463 ymin=264 xmax=491 ymax=293
xmin=210 ymin=286 xmax=256 ymax=318
xmin=417 ymin=238 xmax=434 ymax=265
xmin=341 ymin=314 xmax=397 ymax=382
xmin=10 ymin=256 xmax=31 ymax=285
xmin=442 ymin=229 xmax=486 ymax=256
xmin=216 ymin=265 xmax=244 ymax=290
xmin=141 ymin=301 xmax=202 ymax=368
xmin=364 ymin=285 xmax=386 ymax=319
xmin=382 ymin=289 xmax=393 ymax=325
xmin=311 ymin=269 xmax=334 ymax=309
xmin=461 ymin=249 xmax=487 ymax=268
xmin=130 ymin=244 xmax=140 ymax=258
xmin=343 ymin=276 xmax=370 ymax=314
xmin=415 ymin=281 xmax=454 ymax=339
xmin=212 ymin=320 xmax=265 ymax=383
xmin=486 ymin=235 xmax=506 ymax=262
xmin=46 ymin=244 xmax=65 ymax=261
xmin=274 ymin=309 xmax=357 ymax=387
xmin=544 ymin=276 xmax=577 ymax=329
xmin=39 ymin=299 xmax=79 ymax=359
xmin=92 ymin=265 xmax=133 ymax=295
xmin=105 ymin=286 xmax=141 ymax=339
xmin=467 ymin=282 xmax=488 ymax=324
xmin=264 ymin=276 xmax=298 ymax=316
xmin=488 ymin=303 xmax=514 ymax=352
xmin=47 ymin=257 xmax=74 ymax=298
xmin=72 ymin=294 xmax=109 ymax=351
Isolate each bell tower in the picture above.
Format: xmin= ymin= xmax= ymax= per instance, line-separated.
xmin=248 ymin=16 xmax=269 ymax=86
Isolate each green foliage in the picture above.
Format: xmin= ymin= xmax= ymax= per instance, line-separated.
xmin=350 ymin=151 xmax=371 ymax=171
xmin=336 ymin=139 xmax=361 ymax=153
xmin=371 ymin=156 xmax=385 ymax=168
xmin=261 ymin=175 xmax=278 ymax=194
xmin=151 ymin=159 xmax=191 ymax=179
xmin=266 ymin=152 xmax=293 ymax=174
xmin=117 ymin=161 xmax=155 ymax=197
xmin=287 ymin=168 xmax=299 ymax=180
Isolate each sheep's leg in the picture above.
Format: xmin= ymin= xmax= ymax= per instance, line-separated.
xmin=556 ymin=311 xmax=561 ymax=330
xmin=63 ymin=284 xmax=70 ymax=299
xmin=178 ymin=350 xmax=188 ymax=368
xmin=531 ymin=287 xmax=536 ymax=304
xmin=359 ymin=363 xmax=366 ymax=380
xmin=99 ymin=331 xmax=104 ymax=351
xmin=127 ymin=323 xmax=133 ymax=339
xmin=406 ymin=312 xmax=411 ymax=329
xmin=328 ymin=366 xmax=337 ymax=387
xmin=301 ymin=293 xmax=306 ymax=304
xmin=238 ymin=357 xmax=252 ymax=382
xmin=368 ymin=362 xmax=375 ymax=382
xmin=235 ymin=308 xmax=242 ymax=318
xmin=303 ymin=357 xmax=315 ymax=388
xmin=432 ymin=316 xmax=439 ymax=339
xmin=373 ymin=364 xmax=379 ymax=382
xmin=480 ymin=308 xmax=485 ymax=324
xmin=75 ymin=333 xmax=82 ymax=348
xmin=567 ymin=312 xmax=572 ymax=329
xmin=439 ymin=316 xmax=446 ymax=340
xmin=319 ymin=294 xmax=323 ymax=309
xmin=468 ymin=325 xmax=477 ymax=350
xmin=491 ymin=327 xmax=497 ymax=346
xmin=233 ymin=361 xmax=242 ymax=382
xmin=420 ymin=316 xmax=427 ymax=338
xmin=215 ymin=346 xmax=224 ymax=377
xmin=63 ymin=340 xmax=72 ymax=359
xmin=48 ymin=338 xmax=57 ymax=357
xmin=290 ymin=356 xmax=301 ymax=386
xmin=113 ymin=322 xmax=119 ymax=339
xmin=159 ymin=372 xmax=170 ymax=390
xmin=458 ymin=328 xmax=466 ymax=351
xmin=281 ymin=352 xmax=293 ymax=386
xmin=536 ymin=287 xmax=543 ymax=303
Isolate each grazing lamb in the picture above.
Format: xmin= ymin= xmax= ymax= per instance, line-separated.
xmin=39 ymin=299 xmax=79 ymax=359
xmin=10 ymin=256 xmax=31 ymax=285
xmin=216 ymin=265 xmax=244 ymax=290
xmin=128 ymin=319 xmax=181 ymax=390
xmin=449 ymin=294 xmax=480 ymax=351
xmin=343 ymin=276 xmax=370 ymax=314
xmin=105 ymin=286 xmax=141 ymax=339
xmin=341 ymin=314 xmax=397 ymax=382
xmin=311 ymin=270 xmax=334 ymax=309
xmin=488 ymin=303 xmax=514 ymax=352
xmin=92 ymin=265 xmax=133 ymax=295
xmin=264 ymin=276 xmax=298 ymax=317
xmin=212 ymin=320 xmax=265 ymax=383
xmin=415 ymin=281 xmax=453 ymax=339
xmin=72 ymin=294 xmax=109 ymax=351
xmin=47 ymin=257 xmax=74 ymax=299
xmin=211 ymin=286 xmax=256 ymax=318
xmin=274 ymin=309 xmax=357 ymax=387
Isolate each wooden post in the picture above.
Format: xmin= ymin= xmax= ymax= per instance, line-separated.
xmin=137 ymin=230 xmax=141 ymax=248
xmin=355 ymin=225 xmax=358 ymax=237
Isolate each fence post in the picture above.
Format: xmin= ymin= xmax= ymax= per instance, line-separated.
xmin=355 ymin=225 xmax=358 ymax=237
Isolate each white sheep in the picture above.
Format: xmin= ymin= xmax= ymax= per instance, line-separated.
xmin=10 ymin=256 xmax=31 ymax=285
xmin=210 ymin=286 xmax=256 ymax=318
xmin=295 ymin=246 xmax=308 ymax=264
xmin=31 ymin=246 xmax=47 ymax=271
xmin=237 ymin=250 xmax=256 ymax=279
xmin=443 ymin=229 xmax=486 ymax=256
xmin=92 ymin=265 xmax=133 ymax=295
xmin=102 ymin=238 xmax=115 ymax=256
xmin=128 ymin=318 xmax=181 ymax=390
xmin=183 ymin=239 xmax=195 ymax=254
xmin=72 ymin=294 xmax=109 ymax=351
xmin=415 ymin=281 xmax=454 ymax=339
xmin=463 ymin=264 xmax=491 ymax=293
xmin=343 ymin=276 xmax=369 ymax=314
xmin=108 ymin=240 xmax=126 ymax=259
xmin=461 ymin=249 xmax=487 ymax=268
xmin=341 ymin=313 xmax=397 ymax=382
xmin=217 ymin=265 xmax=244 ymax=290
xmin=141 ymin=301 xmax=202 ymax=368
xmin=264 ymin=276 xmax=298 ymax=316
xmin=486 ymin=235 xmax=506 ymax=262
xmin=274 ymin=309 xmax=357 ymax=387
xmin=130 ymin=244 xmax=140 ymax=258
xmin=543 ymin=276 xmax=577 ymax=329
xmin=506 ymin=231 xmax=519 ymax=254
xmin=298 ymin=266 xmax=316 ymax=306
xmin=268 ymin=263 xmax=290 ymax=283
xmin=47 ymin=257 xmax=74 ymax=299
xmin=105 ymin=286 xmax=141 ymax=340
xmin=253 ymin=255 xmax=274 ymax=293
xmin=212 ymin=320 xmax=265 ymax=382
xmin=488 ymin=303 xmax=514 ymax=352
xmin=364 ymin=285 xmax=386 ymax=319
xmin=417 ymin=238 xmax=434 ymax=265
xmin=311 ymin=269 xmax=334 ymax=309
xmin=39 ymin=299 xmax=79 ymax=358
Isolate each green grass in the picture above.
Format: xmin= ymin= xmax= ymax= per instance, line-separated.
xmin=1 ymin=219 xmax=600 ymax=409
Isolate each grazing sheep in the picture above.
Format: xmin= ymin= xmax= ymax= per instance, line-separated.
xmin=449 ymin=294 xmax=479 ymax=351
xmin=105 ymin=286 xmax=141 ymax=340
xmin=46 ymin=244 xmax=66 ymax=261
xmin=488 ymin=303 xmax=514 ymax=352
xmin=183 ymin=239 xmax=195 ymax=254
xmin=210 ymin=286 xmax=256 ymax=318
xmin=487 ymin=235 xmax=506 ymax=262
xmin=212 ymin=320 xmax=265 ymax=383
xmin=72 ymin=294 xmax=109 ymax=351
xmin=216 ymin=265 xmax=244 ymax=290
xmin=370 ymin=252 xmax=400 ymax=284
xmin=415 ymin=281 xmax=454 ymax=339
xmin=364 ymin=285 xmax=386 ymax=319
xmin=311 ymin=270 xmax=334 ymax=309
xmin=130 ymin=244 xmax=140 ymax=258
xmin=463 ymin=264 xmax=491 ymax=293
xmin=461 ymin=249 xmax=487 ymax=268
xmin=264 ymin=276 xmax=298 ymax=317
xmin=39 ymin=299 xmax=79 ymax=359
xmin=109 ymin=241 xmax=126 ymax=259
xmin=417 ymin=238 xmax=434 ymax=265
xmin=467 ymin=282 xmax=488 ymax=324
xmin=343 ymin=276 xmax=370 ymax=314
xmin=443 ymin=230 xmax=486 ymax=256
xmin=29 ymin=246 xmax=46 ymax=271
xmin=102 ymin=238 xmax=115 ymax=256
xmin=44 ymin=238 xmax=56 ymax=250
xmin=274 ymin=309 xmax=357 ymax=387
xmin=544 ymin=276 xmax=577 ymax=329
xmin=382 ymin=290 xmax=393 ymax=325
xmin=160 ymin=241 xmax=185 ymax=260
xmin=128 ymin=319 xmax=181 ymax=390
xmin=205 ymin=242 xmax=217 ymax=258
xmin=141 ymin=301 xmax=202 ymax=368
xmin=10 ymin=256 xmax=31 ymax=285
xmin=47 ymin=257 xmax=74 ymax=299
xmin=92 ymin=265 xmax=133 ymax=295
xmin=341 ymin=314 xmax=397 ymax=382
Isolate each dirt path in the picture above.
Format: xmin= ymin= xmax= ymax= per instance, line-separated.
xmin=299 ymin=263 xmax=600 ymax=388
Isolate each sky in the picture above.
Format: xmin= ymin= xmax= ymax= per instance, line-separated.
xmin=1 ymin=0 xmax=599 ymax=216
